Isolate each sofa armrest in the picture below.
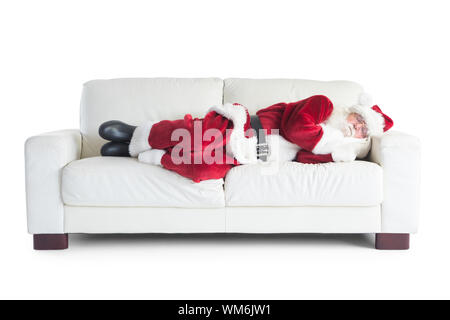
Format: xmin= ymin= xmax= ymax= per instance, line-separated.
xmin=368 ymin=130 xmax=421 ymax=233
xmin=25 ymin=130 xmax=82 ymax=234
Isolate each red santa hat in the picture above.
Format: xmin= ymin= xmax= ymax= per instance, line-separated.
xmin=348 ymin=93 xmax=394 ymax=136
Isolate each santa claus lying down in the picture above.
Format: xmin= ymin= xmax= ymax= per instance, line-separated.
xmin=98 ymin=95 xmax=393 ymax=183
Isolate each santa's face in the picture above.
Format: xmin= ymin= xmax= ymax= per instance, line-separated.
xmin=344 ymin=113 xmax=368 ymax=139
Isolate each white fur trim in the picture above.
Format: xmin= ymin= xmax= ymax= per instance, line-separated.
xmin=266 ymin=134 xmax=300 ymax=162
xmin=339 ymin=136 xmax=372 ymax=159
xmin=331 ymin=143 xmax=357 ymax=162
xmin=138 ymin=149 xmax=166 ymax=165
xmin=129 ymin=121 xmax=155 ymax=157
xmin=209 ymin=103 xmax=257 ymax=164
xmin=315 ymin=124 xmax=371 ymax=160
xmin=312 ymin=124 xmax=345 ymax=155
xmin=348 ymin=105 xmax=385 ymax=136
xmin=359 ymin=92 xmax=373 ymax=106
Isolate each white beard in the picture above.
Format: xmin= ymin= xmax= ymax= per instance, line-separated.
xmin=324 ymin=106 xmax=353 ymax=137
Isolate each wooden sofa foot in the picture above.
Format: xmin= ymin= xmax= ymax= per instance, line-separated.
xmin=33 ymin=234 xmax=68 ymax=250
xmin=375 ymin=233 xmax=409 ymax=250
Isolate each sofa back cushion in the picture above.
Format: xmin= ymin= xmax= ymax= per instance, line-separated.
xmin=80 ymin=78 xmax=364 ymax=158
xmin=223 ymin=78 xmax=364 ymax=115
xmin=80 ymin=78 xmax=224 ymax=158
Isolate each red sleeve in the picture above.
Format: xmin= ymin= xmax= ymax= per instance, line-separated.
xmin=280 ymin=95 xmax=333 ymax=152
xmin=295 ymin=150 xmax=333 ymax=164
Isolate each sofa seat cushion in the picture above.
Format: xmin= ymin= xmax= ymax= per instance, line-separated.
xmin=62 ymin=157 xmax=225 ymax=208
xmin=224 ymin=161 xmax=382 ymax=207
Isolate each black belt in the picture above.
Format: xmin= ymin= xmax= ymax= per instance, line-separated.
xmin=250 ymin=115 xmax=269 ymax=161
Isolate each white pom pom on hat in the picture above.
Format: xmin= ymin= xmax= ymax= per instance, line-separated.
xmin=358 ymin=92 xmax=373 ymax=106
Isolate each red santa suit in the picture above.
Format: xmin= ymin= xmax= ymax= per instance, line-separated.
xmin=128 ymin=95 xmax=393 ymax=182
xmin=129 ymin=102 xmax=256 ymax=182
xmin=256 ymin=95 xmax=393 ymax=164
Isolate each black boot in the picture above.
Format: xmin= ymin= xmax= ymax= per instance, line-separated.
xmin=99 ymin=120 xmax=137 ymax=142
xmin=101 ymin=141 xmax=131 ymax=157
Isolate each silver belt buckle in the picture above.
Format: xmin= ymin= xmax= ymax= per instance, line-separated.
xmin=256 ymin=142 xmax=270 ymax=161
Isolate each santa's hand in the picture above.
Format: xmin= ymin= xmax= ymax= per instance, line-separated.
xmin=138 ymin=149 xmax=166 ymax=165
xmin=331 ymin=144 xmax=357 ymax=162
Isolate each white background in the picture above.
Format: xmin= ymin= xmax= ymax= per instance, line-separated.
xmin=1 ymin=0 xmax=449 ymax=299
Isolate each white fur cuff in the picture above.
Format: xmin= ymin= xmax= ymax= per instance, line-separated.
xmin=129 ymin=121 xmax=155 ymax=157
xmin=331 ymin=144 xmax=357 ymax=162
xmin=312 ymin=124 xmax=345 ymax=155
xmin=138 ymin=149 xmax=166 ymax=165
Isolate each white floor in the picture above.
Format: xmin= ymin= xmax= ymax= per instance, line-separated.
xmin=1 ymin=222 xmax=449 ymax=299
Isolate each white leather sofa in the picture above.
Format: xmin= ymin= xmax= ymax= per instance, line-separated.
xmin=25 ymin=78 xmax=421 ymax=250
